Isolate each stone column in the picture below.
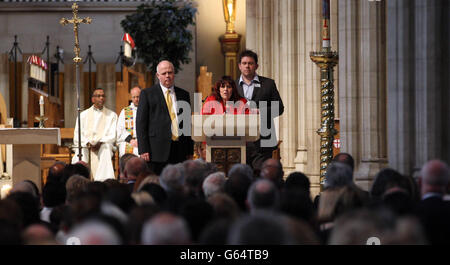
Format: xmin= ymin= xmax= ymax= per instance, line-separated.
xmin=338 ymin=0 xmax=388 ymax=190
xmin=386 ymin=0 xmax=416 ymax=176
xmin=387 ymin=0 xmax=450 ymax=176
xmin=413 ymin=0 xmax=447 ymax=171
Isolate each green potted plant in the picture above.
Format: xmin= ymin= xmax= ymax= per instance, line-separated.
xmin=121 ymin=0 xmax=197 ymax=74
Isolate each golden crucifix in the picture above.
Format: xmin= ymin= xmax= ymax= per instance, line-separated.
xmin=59 ymin=3 xmax=92 ymax=63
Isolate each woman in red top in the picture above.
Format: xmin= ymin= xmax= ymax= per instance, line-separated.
xmin=201 ymin=76 xmax=249 ymax=115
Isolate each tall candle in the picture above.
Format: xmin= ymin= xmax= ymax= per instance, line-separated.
xmin=1 ymin=184 xmax=12 ymax=199
xmin=322 ymin=0 xmax=331 ymax=50
xmin=39 ymin=95 xmax=44 ymax=116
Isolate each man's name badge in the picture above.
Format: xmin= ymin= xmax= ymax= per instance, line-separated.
xmin=254 ymin=83 xmax=261 ymax=88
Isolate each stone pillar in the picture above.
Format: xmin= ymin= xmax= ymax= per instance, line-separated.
xmin=338 ymin=0 xmax=388 ymax=190
xmin=387 ymin=0 xmax=416 ymax=176
xmin=387 ymin=0 xmax=450 ymax=176
xmin=413 ymin=0 xmax=447 ymax=171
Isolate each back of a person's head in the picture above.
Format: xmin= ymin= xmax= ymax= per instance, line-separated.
xmin=227 ymin=212 xmax=293 ymax=244
xmin=139 ymin=183 xmax=167 ymax=205
xmin=160 ymin=163 xmax=185 ymax=194
xmin=103 ymin=183 xmax=135 ymax=214
xmin=0 ymin=199 xmax=23 ymax=230
xmin=0 ymin=219 xmax=22 ymax=245
xmin=420 ymin=160 xmax=450 ymax=188
xmin=42 ymin=181 xmax=66 ymax=208
xmin=224 ymin=169 xmax=253 ymax=212
xmin=124 ymin=157 xmax=148 ymax=179
xmin=126 ymin=204 xmax=160 ymax=244
xmin=280 ymin=189 xmax=314 ymax=225
xmin=228 ymin=164 xmax=253 ymax=182
xmin=247 ymin=179 xmax=280 ymax=212
xmin=202 ymin=172 xmax=226 ymax=198
xmin=47 ymin=161 xmax=66 ymax=183
xmin=65 ymin=174 xmax=91 ymax=203
xmin=62 ymin=163 xmax=91 ymax=185
xmin=11 ymin=180 xmax=40 ymax=200
xmin=141 ymin=212 xmax=191 ymax=245
xmin=285 ymin=172 xmax=310 ymax=195
xmin=207 ymin=193 xmax=241 ymax=220
xmin=370 ymin=168 xmax=410 ymax=200
xmin=199 ymin=219 xmax=232 ymax=245
xmin=68 ymin=218 xmax=122 ymax=245
xmin=324 ymin=162 xmax=353 ymax=189
xmin=22 ymin=223 xmax=56 ymax=245
xmin=382 ymin=189 xmax=416 ymax=216
xmin=328 ymin=208 xmax=396 ymax=245
xmin=332 ymin=153 xmax=355 ymax=172
xmin=183 ymin=160 xmax=209 ymax=197
xmin=119 ymin=153 xmax=138 ymax=175
xmin=7 ymin=192 xmax=41 ymax=228
xmin=180 ymin=199 xmax=215 ymax=243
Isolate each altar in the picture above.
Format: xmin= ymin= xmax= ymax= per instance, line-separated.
xmin=0 ymin=128 xmax=61 ymax=191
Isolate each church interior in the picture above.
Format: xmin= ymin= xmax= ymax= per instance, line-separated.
xmin=0 ymin=0 xmax=449 ymax=246
xmin=1 ymin=0 xmax=447 ymax=195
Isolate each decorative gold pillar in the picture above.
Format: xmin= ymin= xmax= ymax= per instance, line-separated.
xmin=220 ymin=0 xmax=241 ymax=80
xmin=310 ymin=0 xmax=338 ymax=191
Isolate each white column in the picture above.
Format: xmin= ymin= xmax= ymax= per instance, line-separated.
xmin=338 ymin=0 xmax=388 ymax=190
xmin=387 ymin=0 xmax=416 ymax=176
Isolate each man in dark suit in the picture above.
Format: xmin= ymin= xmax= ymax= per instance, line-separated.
xmin=416 ymin=159 xmax=450 ymax=245
xmin=417 ymin=160 xmax=450 ymax=245
xmin=236 ymin=49 xmax=284 ymax=170
xmin=136 ymin=60 xmax=193 ymax=175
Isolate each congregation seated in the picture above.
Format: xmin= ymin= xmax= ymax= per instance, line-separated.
xmin=0 ymin=154 xmax=449 ymax=245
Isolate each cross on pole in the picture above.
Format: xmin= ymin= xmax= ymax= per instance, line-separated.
xmin=60 ymin=3 xmax=92 ymax=63
xmin=59 ymin=3 xmax=92 ymax=162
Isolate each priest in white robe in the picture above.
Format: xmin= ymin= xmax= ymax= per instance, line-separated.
xmin=116 ymin=86 xmax=141 ymax=157
xmin=72 ymin=88 xmax=117 ymax=181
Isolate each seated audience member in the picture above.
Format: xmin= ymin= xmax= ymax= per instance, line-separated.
xmin=65 ymin=175 xmax=91 ymax=204
xmin=41 ymin=181 xmax=66 ymax=223
xmin=225 ymin=164 xmax=254 ymax=212
xmin=332 ymin=153 xmax=355 ymax=173
xmin=22 ymin=223 xmax=56 ymax=245
xmin=370 ymin=168 xmax=418 ymax=203
xmin=7 ymin=192 xmax=41 ymax=228
xmin=125 ymin=204 xmax=160 ymax=245
xmin=123 ymin=157 xmax=149 ymax=192
xmin=247 ymin=179 xmax=280 ymax=214
xmin=202 ymin=172 xmax=226 ymax=198
xmin=138 ymin=183 xmax=167 ymax=206
xmin=280 ymin=189 xmax=315 ymax=227
xmin=141 ymin=212 xmax=191 ymax=245
xmin=67 ymin=217 xmax=122 ymax=245
xmin=180 ymin=199 xmax=215 ymax=243
xmin=46 ymin=161 xmax=67 ymax=183
xmin=118 ymin=153 xmax=138 ymax=183
xmin=416 ymin=160 xmax=450 ymax=245
xmin=183 ymin=160 xmax=210 ymax=199
xmin=284 ymin=171 xmax=311 ymax=196
xmin=227 ymin=211 xmax=294 ymax=244
xmin=207 ymin=193 xmax=241 ymax=221
xmin=260 ymin=158 xmax=284 ymax=190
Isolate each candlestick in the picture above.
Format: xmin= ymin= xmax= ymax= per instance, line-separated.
xmin=39 ymin=95 xmax=44 ymax=116
xmin=1 ymin=184 xmax=12 ymax=199
xmin=322 ymin=0 xmax=331 ymax=51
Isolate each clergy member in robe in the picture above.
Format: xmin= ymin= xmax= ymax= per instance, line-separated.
xmin=117 ymin=86 xmax=141 ymax=157
xmin=72 ymin=88 xmax=117 ymax=181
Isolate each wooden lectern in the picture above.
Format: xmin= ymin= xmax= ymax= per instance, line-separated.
xmin=192 ymin=114 xmax=259 ymax=173
xmin=0 ymin=128 xmax=61 ymax=191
